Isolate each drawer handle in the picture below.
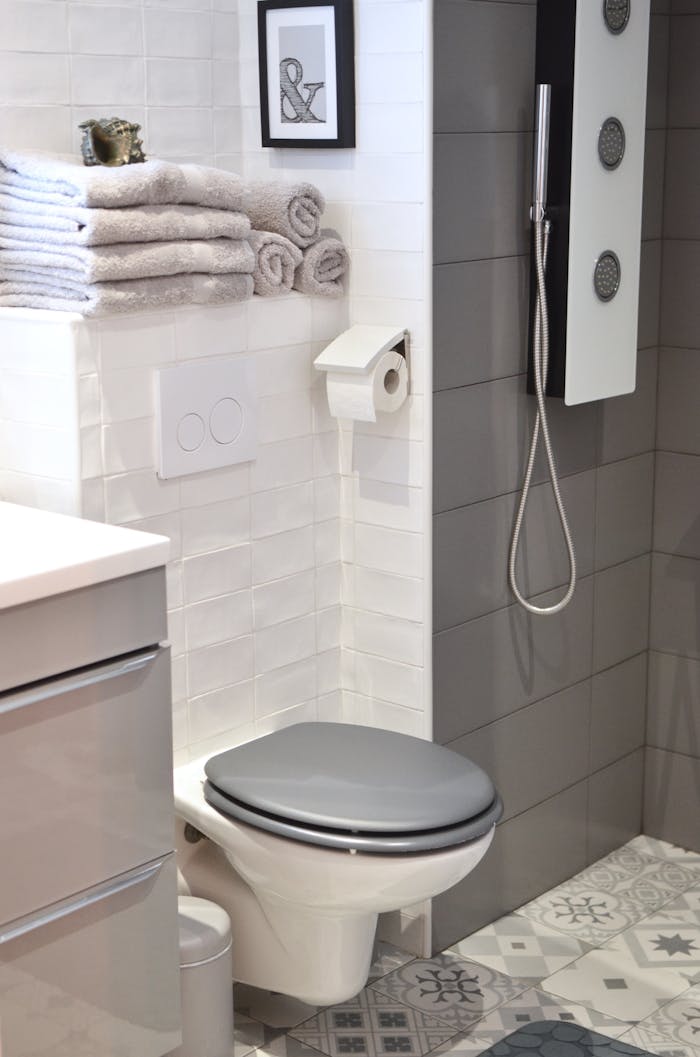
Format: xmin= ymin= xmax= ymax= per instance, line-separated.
xmin=0 ymin=859 xmax=165 ymax=945
xmin=0 ymin=650 xmax=159 ymax=717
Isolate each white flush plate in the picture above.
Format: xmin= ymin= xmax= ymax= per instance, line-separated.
xmin=156 ymin=357 xmax=257 ymax=479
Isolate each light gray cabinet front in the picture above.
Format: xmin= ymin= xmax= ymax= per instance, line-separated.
xmin=0 ymin=855 xmax=181 ymax=1057
xmin=0 ymin=646 xmax=174 ymax=926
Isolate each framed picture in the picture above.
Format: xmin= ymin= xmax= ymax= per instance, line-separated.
xmin=257 ymin=0 xmax=355 ymax=149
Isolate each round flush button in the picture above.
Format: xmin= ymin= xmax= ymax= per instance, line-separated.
xmin=210 ymin=398 xmax=243 ymax=445
xmin=177 ymin=412 xmax=205 ymax=452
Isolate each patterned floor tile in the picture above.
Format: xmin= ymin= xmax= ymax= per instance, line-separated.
xmin=610 ymin=914 xmax=700 ymax=983
xmin=233 ymin=982 xmax=319 ymax=1030
xmin=575 ymin=853 xmax=697 ymax=904
xmin=369 ymin=953 xmax=527 ymax=1031
xmin=416 ymin=986 xmax=633 ymax=1057
xmin=368 ymin=943 xmax=415 ymax=984
xmin=448 ymin=914 xmax=592 ymax=983
xmin=256 ymin=1034 xmax=334 ymax=1057
xmin=288 ymin=985 xmax=460 ymax=1057
xmin=629 ymin=983 xmax=700 ymax=1054
xmin=625 ymin=836 xmax=700 ymax=868
xmin=622 ymin=1022 xmax=700 ymax=1057
xmin=655 ymin=887 xmax=700 ymax=918
xmin=540 ymin=935 xmax=696 ymax=1024
xmin=515 ymin=879 xmax=668 ymax=946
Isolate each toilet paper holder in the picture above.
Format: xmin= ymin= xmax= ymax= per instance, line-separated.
xmin=313 ymin=325 xmax=408 ymax=375
xmin=313 ymin=325 xmax=409 ymax=422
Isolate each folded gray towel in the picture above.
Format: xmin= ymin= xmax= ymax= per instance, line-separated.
xmin=248 ymin=229 xmax=303 ymax=296
xmin=293 ymin=228 xmax=348 ymax=298
xmin=0 ymin=236 xmax=255 ymax=283
xmin=0 ymin=150 xmax=246 ymax=210
xmin=242 ymin=180 xmax=325 ymax=249
xmin=0 ymin=272 xmax=254 ymax=316
xmin=0 ymin=194 xmax=250 ymax=246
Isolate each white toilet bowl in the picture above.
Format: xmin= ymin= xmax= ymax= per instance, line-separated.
xmin=173 ymin=723 xmax=502 ymax=1006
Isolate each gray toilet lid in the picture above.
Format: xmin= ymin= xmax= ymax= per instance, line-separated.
xmin=204 ymin=723 xmax=502 ymax=851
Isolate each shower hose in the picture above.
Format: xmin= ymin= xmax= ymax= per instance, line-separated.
xmin=508 ymin=217 xmax=577 ymax=616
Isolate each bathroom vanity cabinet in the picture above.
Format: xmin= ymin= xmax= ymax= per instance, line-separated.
xmin=0 ymin=503 xmax=181 ymax=1057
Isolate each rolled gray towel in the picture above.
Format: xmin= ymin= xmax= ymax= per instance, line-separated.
xmin=0 ymin=235 xmax=255 ymax=283
xmin=248 ymin=229 xmax=303 ymax=296
xmin=242 ymin=179 xmax=325 ymax=249
xmin=293 ymin=228 xmax=348 ymax=298
xmin=0 ymin=149 xmax=246 ymax=210
xmin=0 ymin=272 xmax=254 ymax=316
xmin=0 ymin=194 xmax=251 ymax=246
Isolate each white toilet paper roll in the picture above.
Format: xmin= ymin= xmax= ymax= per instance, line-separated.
xmin=325 ymin=350 xmax=408 ymax=422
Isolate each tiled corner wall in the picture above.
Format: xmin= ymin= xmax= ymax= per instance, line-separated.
xmin=0 ymin=1 xmax=433 ymax=750
xmin=646 ymin=0 xmax=700 ymax=852
xmin=0 ymin=0 xmax=242 ymax=169
xmin=430 ymin=0 xmax=669 ymax=950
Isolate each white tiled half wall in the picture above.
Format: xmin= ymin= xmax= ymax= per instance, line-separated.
xmin=0 ymin=0 xmax=432 ymax=753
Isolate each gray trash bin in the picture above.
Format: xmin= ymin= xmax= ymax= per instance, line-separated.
xmin=170 ymin=896 xmax=234 ymax=1057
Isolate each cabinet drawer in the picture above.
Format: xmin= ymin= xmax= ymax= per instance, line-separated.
xmin=0 ymin=855 xmax=181 ymax=1057
xmin=0 ymin=567 xmax=167 ymax=693
xmin=0 ymin=646 xmax=174 ymax=925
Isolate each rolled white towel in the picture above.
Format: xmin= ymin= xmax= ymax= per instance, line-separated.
xmin=0 ymin=149 xmax=246 ymax=210
xmin=0 ymin=236 xmax=255 ymax=283
xmin=293 ymin=228 xmax=348 ymax=298
xmin=242 ymin=179 xmax=325 ymax=249
xmin=0 ymin=194 xmax=251 ymax=246
xmin=248 ymin=229 xmax=303 ymax=296
xmin=0 ymin=272 xmax=254 ymax=317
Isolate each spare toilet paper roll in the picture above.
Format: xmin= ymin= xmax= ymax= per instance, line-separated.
xmin=325 ymin=349 xmax=408 ymax=422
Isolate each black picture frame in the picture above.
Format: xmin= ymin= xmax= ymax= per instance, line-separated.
xmin=257 ymin=0 xmax=355 ymax=149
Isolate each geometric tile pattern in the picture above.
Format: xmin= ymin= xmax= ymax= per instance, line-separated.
xmin=288 ymin=986 xmax=460 ymax=1057
xmin=240 ymin=838 xmax=700 ymax=1057
xmin=448 ymin=914 xmax=592 ymax=982
xmin=424 ymin=989 xmax=633 ymax=1057
xmin=369 ymin=953 xmax=527 ymax=1031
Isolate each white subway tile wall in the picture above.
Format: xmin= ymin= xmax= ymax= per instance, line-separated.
xmin=0 ymin=0 xmax=432 ymax=767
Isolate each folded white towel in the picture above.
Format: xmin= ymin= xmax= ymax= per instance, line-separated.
xmin=0 ymin=272 xmax=254 ymax=316
xmin=293 ymin=228 xmax=348 ymax=298
xmin=242 ymin=180 xmax=325 ymax=249
xmin=0 ymin=150 xmax=246 ymax=210
xmin=0 ymin=194 xmax=250 ymax=246
xmin=0 ymin=236 xmax=255 ymax=283
xmin=248 ymin=229 xmax=303 ymax=296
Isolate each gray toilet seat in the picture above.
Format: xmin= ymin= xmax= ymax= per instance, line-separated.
xmin=203 ymin=723 xmax=503 ymax=854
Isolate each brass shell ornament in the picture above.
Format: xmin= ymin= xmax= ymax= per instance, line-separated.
xmin=79 ymin=117 xmax=146 ymax=167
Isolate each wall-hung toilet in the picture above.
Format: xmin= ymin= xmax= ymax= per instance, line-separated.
xmin=174 ymin=722 xmax=502 ymax=1006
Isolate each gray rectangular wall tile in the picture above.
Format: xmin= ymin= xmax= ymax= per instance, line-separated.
xmin=431 ymin=781 xmax=589 ymax=951
xmin=588 ymin=750 xmax=644 ymax=862
xmin=595 ymin=453 xmax=654 ymax=570
xmin=637 ymin=240 xmax=662 ymax=350
xmin=642 ymin=130 xmax=667 ymax=241
xmin=657 ymin=348 xmax=700 ymax=454
xmin=653 ymin=452 xmax=700 ymax=557
xmin=598 ymin=347 xmax=658 ymax=463
xmin=661 ymin=241 xmax=700 ymax=348
xmin=433 ymin=576 xmax=594 ymax=744
xmin=434 ymin=0 xmax=535 ymax=133
xmin=434 ymin=471 xmax=595 ymax=630
xmin=667 ymin=14 xmax=700 ymax=126
xmin=644 ymin=746 xmax=700 ymax=850
xmin=434 ymin=376 xmax=598 ymax=512
xmin=593 ymin=555 xmax=651 ymax=672
xmin=434 ymin=256 xmax=528 ymax=391
xmin=433 ymin=133 xmax=530 ymax=264
xmin=663 ymin=130 xmax=700 ymax=239
xmin=447 ymin=681 xmax=591 ymax=822
xmin=647 ymin=649 xmax=700 ymax=755
xmin=591 ymin=653 xmax=648 ymax=771
xmin=646 ymin=15 xmax=670 ymax=130
xmin=650 ymin=552 xmax=700 ymax=658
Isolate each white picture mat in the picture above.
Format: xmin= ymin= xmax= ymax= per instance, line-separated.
xmin=266 ymin=5 xmax=338 ymax=140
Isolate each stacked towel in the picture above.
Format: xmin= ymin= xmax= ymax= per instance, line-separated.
xmin=242 ymin=179 xmax=348 ymax=299
xmin=0 ymin=150 xmax=255 ymax=315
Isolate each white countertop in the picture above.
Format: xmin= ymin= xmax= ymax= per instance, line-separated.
xmin=0 ymin=502 xmax=170 ymax=609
